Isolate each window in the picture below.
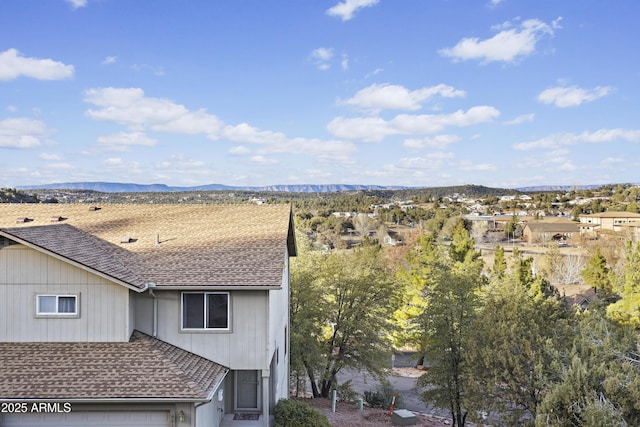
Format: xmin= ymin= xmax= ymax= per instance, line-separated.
xmin=182 ymin=292 xmax=229 ymax=330
xmin=36 ymin=294 xmax=78 ymax=316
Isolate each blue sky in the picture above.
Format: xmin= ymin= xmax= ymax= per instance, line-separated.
xmin=1 ymin=0 xmax=639 ymax=189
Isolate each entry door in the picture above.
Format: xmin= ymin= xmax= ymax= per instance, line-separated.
xmin=235 ymin=370 xmax=260 ymax=411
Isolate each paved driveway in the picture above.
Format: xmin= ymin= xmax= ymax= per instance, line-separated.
xmin=337 ymin=352 xmax=450 ymax=419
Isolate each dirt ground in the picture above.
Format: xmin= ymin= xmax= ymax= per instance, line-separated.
xmin=305 ymin=397 xmax=450 ymax=427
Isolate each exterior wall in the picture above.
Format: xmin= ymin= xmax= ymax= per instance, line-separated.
xmin=0 ymin=243 xmax=130 ymax=342
xmin=131 ymin=291 xmax=155 ymax=336
xmin=268 ymin=249 xmax=290 ymax=403
xmin=154 ymin=289 xmax=269 ymax=370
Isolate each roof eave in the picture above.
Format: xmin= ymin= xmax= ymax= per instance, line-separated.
xmin=0 ymin=230 xmax=147 ymax=293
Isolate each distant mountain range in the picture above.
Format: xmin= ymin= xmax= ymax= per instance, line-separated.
xmin=17 ymin=181 xmax=629 ymax=194
xmin=18 ymin=182 xmax=409 ymax=193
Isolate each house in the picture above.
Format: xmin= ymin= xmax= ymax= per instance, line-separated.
xmin=0 ymin=204 xmax=296 ymax=427
xmin=522 ymin=219 xmax=579 ymax=244
xmin=578 ymin=211 xmax=640 ymax=239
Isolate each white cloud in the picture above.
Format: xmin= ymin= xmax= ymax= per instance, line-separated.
xmin=0 ymin=118 xmax=52 ymax=148
xmin=328 ymin=106 xmax=500 ymax=141
xmin=84 ymin=87 xmax=223 ymax=136
xmin=454 ymin=160 xmax=497 ymax=171
xmin=395 ymin=151 xmax=455 ymax=170
xmin=7 ymin=105 xmax=17 ymax=112
xmin=537 ymin=85 xmax=613 ymax=108
xmin=489 ymin=0 xmax=505 ymax=7
xmin=504 ymin=113 xmax=534 ymax=125
xmin=340 ymin=83 xmax=465 ymax=111
xmin=38 ymin=153 xmax=62 ymax=161
xmin=602 ymin=157 xmax=624 ymax=164
xmin=154 ymin=155 xmax=205 ymax=170
xmin=84 ymin=87 xmax=357 ymax=165
xmin=514 ymin=128 xmax=640 ymax=150
xmin=341 ymin=53 xmax=349 ymax=70
xmin=47 ymin=162 xmax=74 ymax=170
xmin=310 ymin=47 xmax=334 ymax=70
xmin=96 ymin=132 xmax=158 ymax=151
xmin=229 ymin=146 xmax=251 ymax=155
xmin=0 ymin=48 xmax=74 ymax=81
xmin=439 ymin=18 xmax=557 ymax=63
xmin=403 ymin=134 xmax=461 ymax=151
xmin=102 ymin=56 xmax=117 ymax=65
xmin=249 ymin=155 xmax=278 ymax=165
xmin=326 ymin=0 xmax=379 ymax=21
xmin=66 ymin=0 xmax=87 ymax=9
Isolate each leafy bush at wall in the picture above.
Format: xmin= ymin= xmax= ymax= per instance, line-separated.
xmin=273 ymin=399 xmax=331 ymax=427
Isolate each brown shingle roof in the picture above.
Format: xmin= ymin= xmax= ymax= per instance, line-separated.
xmin=0 ymin=331 xmax=228 ymax=401
xmin=0 ymin=204 xmax=295 ymax=289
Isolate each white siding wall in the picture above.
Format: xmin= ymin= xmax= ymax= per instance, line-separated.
xmin=0 ymin=244 xmax=131 ymax=342
xmin=155 ymin=289 xmax=269 ymax=370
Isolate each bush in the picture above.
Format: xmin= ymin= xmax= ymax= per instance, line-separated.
xmin=273 ymin=399 xmax=331 ymax=427
xmin=364 ymin=378 xmax=404 ymax=410
xmin=336 ymin=379 xmax=358 ymax=402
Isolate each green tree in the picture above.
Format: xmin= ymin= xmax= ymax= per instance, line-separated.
xmin=466 ymin=273 xmax=570 ymax=424
xmin=581 ymin=248 xmax=613 ymax=296
xmin=491 ymin=245 xmax=507 ymax=279
xmin=607 ymin=241 xmax=640 ymax=327
xmin=413 ymin=228 xmax=485 ymax=426
xmin=291 ymin=243 xmax=401 ymax=398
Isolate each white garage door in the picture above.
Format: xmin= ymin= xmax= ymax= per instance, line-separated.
xmin=0 ymin=410 xmax=170 ymax=427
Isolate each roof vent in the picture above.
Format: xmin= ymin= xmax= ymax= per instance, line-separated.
xmin=50 ymin=216 xmax=66 ymax=222
xmin=120 ymin=236 xmax=138 ymax=244
xmin=16 ymin=217 xmax=32 ymax=223
xmin=89 ymin=206 xmax=101 ymax=211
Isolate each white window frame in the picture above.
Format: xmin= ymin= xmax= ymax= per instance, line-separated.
xmin=36 ymin=294 xmax=79 ymax=317
xmin=181 ymin=292 xmax=230 ymax=331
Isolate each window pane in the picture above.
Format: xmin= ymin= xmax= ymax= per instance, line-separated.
xmin=38 ymin=296 xmax=56 ymax=313
xmin=58 ymin=296 xmax=76 ymax=313
xmin=206 ymin=293 xmax=228 ymax=329
xmin=183 ymin=293 xmax=204 ymax=328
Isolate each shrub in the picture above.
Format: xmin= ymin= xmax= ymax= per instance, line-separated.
xmin=364 ymin=378 xmax=404 ymax=410
xmin=336 ymin=379 xmax=359 ymax=402
xmin=273 ymin=399 xmax=331 ymax=427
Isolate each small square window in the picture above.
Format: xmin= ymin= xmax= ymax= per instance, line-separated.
xmin=36 ymin=295 xmax=78 ymax=316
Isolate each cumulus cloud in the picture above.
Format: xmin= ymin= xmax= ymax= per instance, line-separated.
xmin=454 ymin=160 xmax=497 ymax=171
xmin=102 ymin=56 xmax=117 ymax=65
xmin=67 ymin=0 xmax=87 ymax=9
xmin=513 ymin=128 xmax=640 ymax=150
xmin=439 ymin=18 xmax=558 ymax=63
xmin=0 ymin=48 xmax=74 ymax=81
xmin=84 ymin=87 xmax=223 ymax=136
xmin=84 ymin=87 xmax=357 ymax=165
xmin=310 ymin=47 xmax=334 ymax=70
xmin=96 ymin=132 xmax=158 ymax=151
xmin=504 ymin=113 xmax=534 ymax=125
xmin=326 ymin=0 xmax=379 ymax=21
xmin=403 ymin=135 xmax=461 ymax=151
xmin=0 ymin=118 xmax=52 ymax=148
xmin=38 ymin=153 xmax=62 ymax=161
xmin=328 ymin=106 xmax=500 ymax=141
xmin=340 ymin=83 xmax=465 ymax=111
xmin=537 ymin=85 xmax=613 ymax=108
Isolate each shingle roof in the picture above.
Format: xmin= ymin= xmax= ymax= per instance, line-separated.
xmin=0 ymin=331 xmax=228 ymax=401
xmin=524 ymin=221 xmax=579 ymax=233
xmin=0 ymin=204 xmax=295 ymax=289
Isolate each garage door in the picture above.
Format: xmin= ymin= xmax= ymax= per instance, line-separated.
xmin=0 ymin=410 xmax=171 ymax=427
